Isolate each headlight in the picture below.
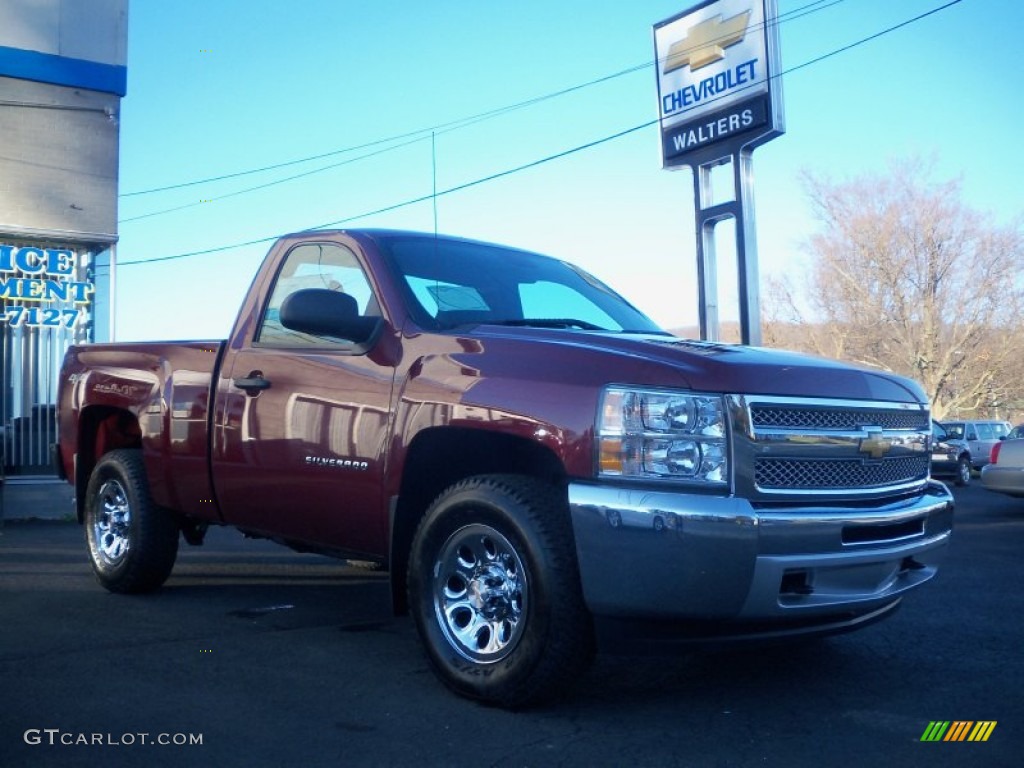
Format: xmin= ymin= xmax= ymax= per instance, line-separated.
xmin=598 ymin=386 xmax=728 ymax=485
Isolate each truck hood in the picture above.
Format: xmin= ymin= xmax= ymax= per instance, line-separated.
xmin=467 ymin=327 xmax=928 ymax=404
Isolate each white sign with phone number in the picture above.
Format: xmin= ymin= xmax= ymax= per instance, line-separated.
xmin=1 ymin=244 xmax=94 ymax=328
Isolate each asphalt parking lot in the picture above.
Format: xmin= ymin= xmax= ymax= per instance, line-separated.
xmin=1 ymin=482 xmax=1021 ymax=767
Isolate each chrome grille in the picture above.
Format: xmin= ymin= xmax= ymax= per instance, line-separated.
xmin=755 ymin=455 xmax=930 ymax=490
xmin=733 ymin=395 xmax=931 ymax=498
xmin=750 ymin=406 xmax=927 ymax=431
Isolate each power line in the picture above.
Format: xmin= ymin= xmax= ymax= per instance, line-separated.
xmin=118 ymin=0 xmax=963 ymax=268
xmin=117 ymin=1 xmax=847 ymax=224
xmin=117 ymin=60 xmax=651 ymax=200
xmin=124 ymin=121 xmax=658 ymax=266
xmin=118 ymin=134 xmax=429 ymax=223
xmin=118 ymin=0 xmax=844 ymax=202
xmin=784 ymin=0 xmax=961 ymax=76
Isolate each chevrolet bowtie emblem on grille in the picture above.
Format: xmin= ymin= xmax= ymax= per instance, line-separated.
xmin=663 ymin=10 xmax=752 ymax=74
xmin=858 ymin=428 xmax=892 ymax=460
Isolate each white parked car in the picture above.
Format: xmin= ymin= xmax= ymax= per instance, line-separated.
xmin=981 ymin=438 xmax=1024 ymax=498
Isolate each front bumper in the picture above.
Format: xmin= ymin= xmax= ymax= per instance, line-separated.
xmin=929 ymin=456 xmax=959 ymax=477
xmin=567 ymin=480 xmax=953 ymax=631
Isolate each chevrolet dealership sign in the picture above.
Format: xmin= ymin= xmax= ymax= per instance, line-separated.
xmin=654 ymin=0 xmax=784 ymax=167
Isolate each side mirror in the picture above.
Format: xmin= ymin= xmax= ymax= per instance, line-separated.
xmin=279 ymin=288 xmax=381 ymax=345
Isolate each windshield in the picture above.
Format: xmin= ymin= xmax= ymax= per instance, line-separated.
xmin=942 ymin=422 xmax=964 ymax=440
xmin=378 ymin=234 xmax=664 ymax=334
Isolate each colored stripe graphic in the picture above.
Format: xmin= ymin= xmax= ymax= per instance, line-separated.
xmin=920 ymin=721 xmax=996 ymax=742
xmin=945 ymin=721 xmax=973 ymax=741
xmin=920 ymin=722 xmax=949 ymax=741
xmin=968 ymin=722 xmax=997 ymax=742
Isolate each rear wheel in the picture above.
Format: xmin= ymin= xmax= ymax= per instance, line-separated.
xmin=407 ymin=475 xmax=593 ymax=708
xmin=85 ymin=449 xmax=179 ymax=593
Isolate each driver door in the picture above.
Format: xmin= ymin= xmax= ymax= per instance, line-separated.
xmin=212 ymin=241 xmax=394 ymax=556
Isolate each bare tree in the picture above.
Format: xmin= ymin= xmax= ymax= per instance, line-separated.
xmin=765 ymin=156 xmax=1024 ymax=420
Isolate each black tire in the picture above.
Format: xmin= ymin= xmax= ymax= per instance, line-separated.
xmin=84 ymin=449 xmax=179 ymax=593
xmin=407 ymin=475 xmax=594 ymax=708
xmin=954 ymin=455 xmax=971 ymax=487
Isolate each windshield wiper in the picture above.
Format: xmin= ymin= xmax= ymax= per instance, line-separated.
xmin=489 ymin=318 xmax=605 ymax=331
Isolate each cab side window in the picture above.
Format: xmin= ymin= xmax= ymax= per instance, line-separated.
xmin=975 ymin=423 xmax=994 ymax=440
xmin=257 ymin=243 xmax=376 ymax=347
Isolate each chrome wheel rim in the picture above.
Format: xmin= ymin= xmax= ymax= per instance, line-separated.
xmin=93 ymin=479 xmax=132 ymax=565
xmin=433 ymin=524 xmax=528 ymax=663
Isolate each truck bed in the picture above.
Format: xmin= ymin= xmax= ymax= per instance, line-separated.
xmin=58 ymin=340 xmax=224 ymax=521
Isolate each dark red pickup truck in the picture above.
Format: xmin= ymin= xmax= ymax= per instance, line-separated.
xmin=56 ymin=229 xmax=954 ymax=707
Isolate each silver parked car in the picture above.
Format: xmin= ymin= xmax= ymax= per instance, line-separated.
xmin=981 ymin=438 xmax=1024 ymax=498
xmin=940 ymin=420 xmax=1012 ymax=471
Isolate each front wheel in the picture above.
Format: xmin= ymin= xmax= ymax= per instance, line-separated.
xmin=407 ymin=475 xmax=593 ymax=708
xmin=954 ymin=455 xmax=971 ymax=486
xmin=84 ymin=449 xmax=179 ymax=593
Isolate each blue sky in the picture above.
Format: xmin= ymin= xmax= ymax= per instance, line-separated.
xmin=113 ymin=0 xmax=1019 ymax=340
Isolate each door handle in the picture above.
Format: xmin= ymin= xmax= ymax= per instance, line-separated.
xmin=233 ymin=375 xmax=271 ymax=393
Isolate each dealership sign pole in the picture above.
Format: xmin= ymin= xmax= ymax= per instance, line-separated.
xmin=654 ymin=0 xmax=784 ymax=345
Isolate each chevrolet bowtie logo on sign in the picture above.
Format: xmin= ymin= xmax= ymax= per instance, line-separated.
xmin=662 ymin=10 xmax=752 ymax=74
xmin=653 ymin=0 xmax=784 ymax=167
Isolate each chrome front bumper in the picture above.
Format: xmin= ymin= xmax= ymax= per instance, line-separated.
xmin=567 ymin=481 xmax=954 ymax=624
